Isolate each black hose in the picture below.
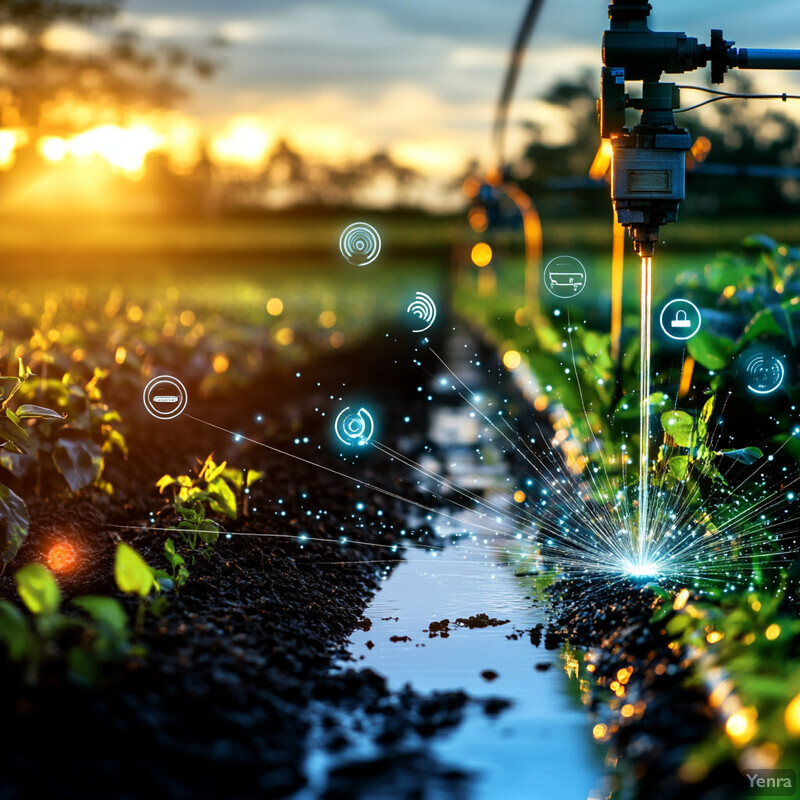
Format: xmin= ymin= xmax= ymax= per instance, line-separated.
xmin=493 ymin=0 xmax=546 ymax=166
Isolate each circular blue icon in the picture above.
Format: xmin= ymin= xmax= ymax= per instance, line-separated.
xmin=335 ymin=406 xmax=375 ymax=447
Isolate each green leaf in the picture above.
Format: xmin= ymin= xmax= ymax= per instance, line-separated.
xmin=687 ymin=330 xmax=735 ymax=371
xmin=668 ymin=455 xmax=689 ymax=480
xmin=0 ymin=415 xmax=30 ymax=451
xmin=14 ymin=404 xmax=66 ymax=421
xmin=717 ymin=447 xmax=763 ymax=465
xmin=53 ymin=438 xmax=104 ymax=492
xmin=155 ymin=475 xmax=176 ymax=492
xmin=0 ymin=484 xmax=29 ymax=566
xmin=204 ymin=459 xmax=227 ymax=483
xmin=152 ymin=569 xmax=174 ymax=593
xmin=207 ymin=477 xmax=237 ymax=520
xmin=164 ymin=539 xmax=186 ymax=570
xmin=700 ymin=395 xmax=715 ymax=424
xmin=246 ymin=470 xmax=263 ymax=488
xmin=742 ymin=234 xmax=777 ymax=253
xmin=0 ymin=600 xmax=31 ymax=660
xmin=72 ymin=596 xmax=128 ymax=635
xmin=661 ymin=410 xmax=695 ymax=448
xmin=114 ymin=543 xmax=155 ymax=598
xmin=197 ymin=519 xmax=220 ymax=546
xmin=738 ymin=309 xmax=784 ymax=347
xmin=15 ymin=563 xmax=60 ymax=615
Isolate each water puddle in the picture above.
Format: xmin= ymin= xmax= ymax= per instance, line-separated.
xmin=342 ymin=542 xmax=606 ymax=799
xmin=297 ymin=331 xmax=607 ymax=798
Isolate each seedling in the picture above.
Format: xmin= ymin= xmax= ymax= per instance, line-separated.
xmin=0 ymin=562 xmax=135 ymax=686
xmin=0 ymin=360 xmax=65 ymax=568
xmin=114 ymin=542 xmax=173 ymax=628
xmin=157 ymin=454 xmax=238 ymax=520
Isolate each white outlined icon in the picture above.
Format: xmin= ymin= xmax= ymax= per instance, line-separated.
xmin=339 ymin=222 xmax=382 ymax=266
xmin=745 ymin=353 xmax=785 ymax=395
xmin=335 ymin=406 xmax=375 ymax=447
xmin=143 ymin=375 xmax=188 ymax=420
xmin=659 ymin=299 xmax=702 ymax=341
xmin=543 ymin=256 xmax=586 ymax=298
xmin=407 ymin=291 xmax=437 ymax=333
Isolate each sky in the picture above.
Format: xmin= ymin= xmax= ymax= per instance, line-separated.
xmin=30 ymin=0 xmax=800 ymax=209
xmin=110 ymin=0 xmax=800 ymax=177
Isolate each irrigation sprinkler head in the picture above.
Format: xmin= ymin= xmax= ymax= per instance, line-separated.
xmin=600 ymin=1 xmax=800 ymax=255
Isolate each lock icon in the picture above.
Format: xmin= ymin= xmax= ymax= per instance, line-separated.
xmin=671 ymin=309 xmax=692 ymax=328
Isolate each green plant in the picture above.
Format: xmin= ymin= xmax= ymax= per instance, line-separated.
xmin=0 ymin=360 xmax=65 ymax=567
xmin=656 ymin=395 xmax=763 ymax=489
xmin=114 ymin=542 xmax=172 ymax=628
xmin=163 ymin=539 xmax=190 ymax=591
xmin=0 ymin=562 xmax=135 ymax=686
xmin=221 ymin=465 xmax=263 ymax=516
xmin=168 ymin=497 xmax=220 ymax=563
xmin=1 ymin=366 xmax=126 ymax=495
xmin=157 ymin=454 xmax=238 ymax=520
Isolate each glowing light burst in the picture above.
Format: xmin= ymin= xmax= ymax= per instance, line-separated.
xmin=406 ymin=338 xmax=800 ymax=590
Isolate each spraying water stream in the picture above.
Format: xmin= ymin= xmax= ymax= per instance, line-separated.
xmin=637 ymin=255 xmax=652 ymax=565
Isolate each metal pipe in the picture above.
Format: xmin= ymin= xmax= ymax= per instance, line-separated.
xmin=737 ymin=48 xmax=800 ymax=70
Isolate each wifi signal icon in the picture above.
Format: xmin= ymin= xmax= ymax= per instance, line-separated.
xmin=406 ymin=291 xmax=437 ymax=333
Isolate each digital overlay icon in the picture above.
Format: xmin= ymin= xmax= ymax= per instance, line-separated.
xmin=335 ymin=406 xmax=375 ymax=447
xmin=143 ymin=375 xmax=188 ymax=420
xmin=659 ymin=299 xmax=702 ymax=341
xmin=744 ymin=353 xmax=785 ymax=395
xmin=339 ymin=222 xmax=382 ymax=266
xmin=543 ymin=256 xmax=587 ymax=298
xmin=407 ymin=291 xmax=437 ymax=333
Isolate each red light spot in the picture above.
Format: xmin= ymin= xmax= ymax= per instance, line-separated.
xmin=46 ymin=541 xmax=78 ymax=573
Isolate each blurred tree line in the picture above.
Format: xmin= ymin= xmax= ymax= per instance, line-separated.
xmin=516 ymin=69 xmax=800 ymax=219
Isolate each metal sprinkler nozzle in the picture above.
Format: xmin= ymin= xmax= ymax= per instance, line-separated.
xmin=600 ymin=0 xmax=800 ymax=255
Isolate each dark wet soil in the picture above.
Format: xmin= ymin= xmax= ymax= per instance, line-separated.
xmin=0 ymin=331 xmax=506 ymax=799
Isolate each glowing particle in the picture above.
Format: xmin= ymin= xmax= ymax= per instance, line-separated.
xmin=673 ymin=588 xmax=690 ymax=611
xmin=765 ymin=623 xmax=781 ymax=640
xmin=114 ymin=346 xmax=127 ymax=365
xmin=785 ymin=693 xmax=800 ymax=736
xmin=266 ymin=297 xmax=284 ymax=316
xmin=47 ymin=541 xmax=78 ymax=573
xmin=180 ymin=309 xmax=196 ymax=327
xmin=275 ymin=327 xmax=295 ymax=346
xmin=725 ymin=708 xmax=757 ymax=745
xmin=620 ymin=704 xmax=634 ymax=718
xmin=212 ymin=354 xmax=229 ymax=373
xmin=127 ymin=305 xmax=144 ymax=323
xmin=513 ymin=490 xmax=526 ymax=503
xmin=592 ymin=723 xmax=607 ymax=740
xmin=318 ymin=310 xmax=336 ymax=328
xmin=503 ymin=350 xmax=522 ymax=370
xmin=471 ymin=243 xmax=493 ymax=268
xmin=706 ymin=631 xmax=724 ymax=644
